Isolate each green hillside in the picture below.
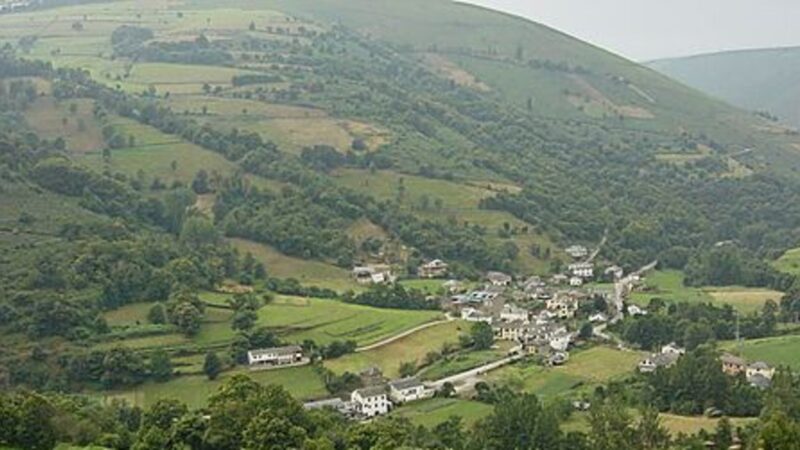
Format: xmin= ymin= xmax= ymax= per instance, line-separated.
xmin=649 ymin=47 xmax=800 ymax=128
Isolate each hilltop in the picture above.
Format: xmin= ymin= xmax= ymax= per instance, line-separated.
xmin=649 ymin=46 xmax=800 ymax=128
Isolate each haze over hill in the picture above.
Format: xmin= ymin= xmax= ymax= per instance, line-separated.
xmin=650 ymin=47 xmax=800 ymax=128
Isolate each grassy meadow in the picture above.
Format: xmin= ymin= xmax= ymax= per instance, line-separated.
xmin=721 ymin=334 xmax=800 ymax=371
xmin=104 ymin=365 xmax=327 ymax=409
xmin=631 ymin=270 xmax=780 ymax=314
xmin=490 ymin=346 xmax=644 ymax=400
xmin=229 ymin=238 xmax=359 ymax=292
xmin=393 ymin=398 xmax=493 ymax=427
xmin=324 ymin=320 xmax=464 ymax=378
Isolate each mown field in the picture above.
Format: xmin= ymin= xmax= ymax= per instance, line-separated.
xmin=631 ymin=270 xmax=781 ymax=314
xmin=393 ymin=398 xmax=493 ymax=427
xmin=325 ymin=320 xmax=464 ymax=378
xmin=490 ymin=346 xmax=644 ymax=399
xmin=562 ymin=411 xmax=756 ymax=436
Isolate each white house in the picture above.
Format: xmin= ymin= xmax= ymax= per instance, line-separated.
xmin=627 ymin=305 xmax=647 ymax=316
xmin=388 ymin=378 xmax=429 ymax=404
xmin=661 ymin=343 xmax=686 ymax=356
xmin=500 ymin=304 xmax=529 ymax=323
xmin=461 ymin=307 xmax=493 ymax=324
xmin=351 ymin=385 xmax=392 ymax=418
xmin=746 ymin=361 xmax=775 ymax=380
xmin=568 ymin=262 xmax=594 ymax=279
xmin=589 ymin=313 xmax=608 ymax=323
xmin=638 ymin=353 xmax=680 ymax=373
xmin=419 ymin=259 xmax=449 ymax=278
xmin=569 ymin=276 xmax=583 ymax=287
xmin=566 ymin=245 xmax=588 ymax=259
xmin=486 ymin=271 xmax=512 ymax=287
xmin=248 ymin=345 xmax=306 ymax=368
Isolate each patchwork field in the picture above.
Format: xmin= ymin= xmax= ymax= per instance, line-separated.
xmin=229 ymin=238 xmax=358 ymax=292
xmin=490 ymin=346 xmax=644 ymax=399
xmin=24 ymin=96 xmax=106 ymax=154
xmin=631 ymin=270 xmax=779 ymax=314
xmin=563 ymin=411 xmax=755 ymax=436
xmin=419 ymin=344 xmax=514 ymax=382
xmin=324 ymin=320 xmax=464 ymax=378
xmin=104 ymin=365 xmax=327 ymax=409
xmin=78 ymin=116 xmax=239 ymax=186
xmin=393 ymin=398 xmax=493 ymax=427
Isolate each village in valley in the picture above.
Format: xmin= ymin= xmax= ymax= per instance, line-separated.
xmin=238 ymin=241 xmax=778 ymax=422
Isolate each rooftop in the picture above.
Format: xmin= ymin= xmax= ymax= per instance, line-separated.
xmin=389 ymin=377 xmax=424 ymax=391
xmin=248 ymin=345 xmax=302 ymax=357
xmin=354 ymin=385 xmax=388 ymax=398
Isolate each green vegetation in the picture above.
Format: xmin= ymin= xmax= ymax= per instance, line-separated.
xmin=255 ymin=295 xmax=442 ymax=346
xmin=105 ymin=365 xmax=327 ymax=409
xmin=721 ymin=335 xmax=800 ymax=371
xmin=393 ymin=398 xmax=493 ymax=427
xmin=490 ymin=347 xmax=643 ymax=399
xmin=632 ymin=270 xmax=783 ymax=313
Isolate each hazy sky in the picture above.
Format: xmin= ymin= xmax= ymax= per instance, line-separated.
xmin=466 ymin=0 xmax=800 ymax=61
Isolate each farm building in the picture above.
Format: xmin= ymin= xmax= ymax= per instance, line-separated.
xmin=351 ymin=385 xmax=392 ymax=418
xmin=247 ymin=345 xmax=307 ymax=368
xmin=418 ymin=259 xmax=449 ymax=278
xmin=388 ymin=378 xmax=430 ymax=404
xmin=486 ymin=271 xmax=512 ymax=287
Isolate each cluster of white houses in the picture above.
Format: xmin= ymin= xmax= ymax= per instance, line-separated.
xmin=303 ymin=374 xmax=434 ymax=420
xmin=638 ymin=344 xmax=776 ymax=389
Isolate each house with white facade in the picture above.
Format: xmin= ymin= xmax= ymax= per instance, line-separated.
xmin=566 ymin=245 xmax=588 ymax=259
xmin=388 ymin=378 xmax=429 ymax=404
xmin=351 ymin=385 xmax=392 ymax=418
xmin=569 ymin=276 xmax=583 ymax=287
xmin=638 ymin=352 xmax=680 ymax=373
xmin=746 ymin=361 xmax=775 ymax=380
xmin=568 ymin=262 xmax=594 ymax=279
xmin=461 ymin=307 xmax=493 ymax=323
xmin=500 ymin=304 xmax=529 ymax=323
xmin=661 ymin=343 xmax=686 ymax=356
xmin=248 ymin=345 xmax=307 ymax=368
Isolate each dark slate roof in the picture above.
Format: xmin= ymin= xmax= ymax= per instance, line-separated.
xmin=389 ymin=378 xmax=423 ymax=391
xmin=355 ymin=385 xmax=388 ymax=398
xmin=248 ymin=345 xmax=302 ymax=357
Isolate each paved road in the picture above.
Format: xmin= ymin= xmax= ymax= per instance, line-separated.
xmin=428 ymin=353 xmax=524 ymax=391
xmin=356 ymin=316 xmax=453 ymax=352
xmin=610 ymin=260 xmax=658 ymax=323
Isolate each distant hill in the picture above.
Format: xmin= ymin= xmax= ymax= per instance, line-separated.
xmin=649 ymin=47 xmax=800 ymax=127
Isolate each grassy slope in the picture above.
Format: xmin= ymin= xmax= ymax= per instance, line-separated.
xmin=649 ymin=47 xmax=800 ymax=127
xmin=773 ymin=247 xmax=800 ymax=276
xmin=324 ymin=320 xmax=463 ymax=378
xmin=489 ymin=346 xmax=644 ymax=399
xmin=392 ymin=398 xmax=493 ymax=427
xmin=104 ymin=365 xmax=327 ymax=409
xmin=255 ymin=295 xmax=443 ymax=346
xmin=720 ymin=334 xmax=800 ymax=371
xmin=229 ymin=238 xmax=358 ymax=292
xmin=332 ymin=168 xmax=560 ymax=273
